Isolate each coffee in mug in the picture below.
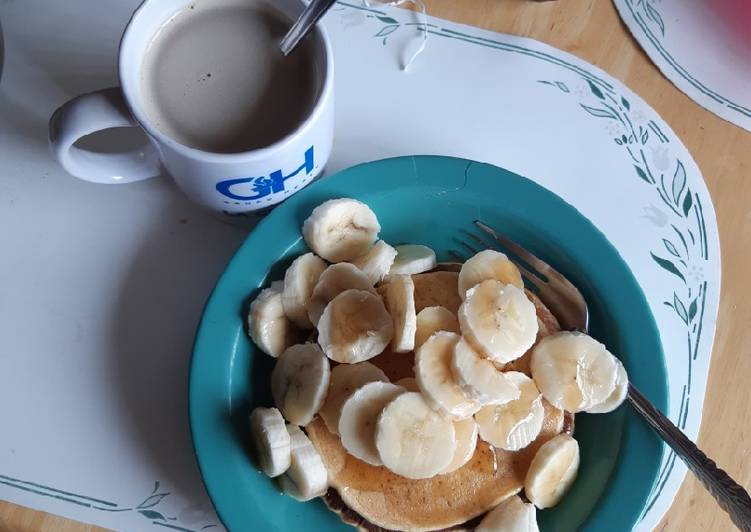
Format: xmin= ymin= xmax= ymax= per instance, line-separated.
xmin=49 ymin=0 xmax=334 ymax=216
xmin=141 ymin=0 xmax=320 ymax=154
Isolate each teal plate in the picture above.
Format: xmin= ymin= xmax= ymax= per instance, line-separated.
xmin=190 ymin=156 xmax=667 ymax=532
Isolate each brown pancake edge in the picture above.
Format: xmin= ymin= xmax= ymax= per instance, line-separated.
xmin=305 ymin=270 xmax=574 ymax=532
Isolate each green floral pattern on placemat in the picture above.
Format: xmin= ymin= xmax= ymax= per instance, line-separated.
xmin=0 ymin=474 xmax=217 ymax=531
xmin=536 ymin=77 xmax=708 ymax=515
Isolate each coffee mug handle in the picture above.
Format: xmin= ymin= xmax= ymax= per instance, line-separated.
xmin=49 ymin=87 xmax=161 ymax=184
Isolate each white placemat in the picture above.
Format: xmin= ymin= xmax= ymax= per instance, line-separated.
xmin=0 ymin=1 xmax=719 ymax=531
xmin=614 ymin=0 xmax=751 ymax=132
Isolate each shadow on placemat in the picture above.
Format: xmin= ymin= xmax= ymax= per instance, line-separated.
xmin=108 ymin=196 xmax=245 ymax=525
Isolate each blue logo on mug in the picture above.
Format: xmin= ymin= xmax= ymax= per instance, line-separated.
xmin=216 ymin=146 xmax=314 ymax=202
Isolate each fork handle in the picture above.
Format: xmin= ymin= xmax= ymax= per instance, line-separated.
xmin=627 ymin=384 xmax=751 ymax=531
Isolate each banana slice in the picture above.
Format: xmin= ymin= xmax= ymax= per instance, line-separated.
xmin=351 ymin=240 xmax=398 ymax=285
xmin=302 ymin=198 xmax=380 ymax=262
xmin=440 ymin=417 xmax=479 ymax=474
xmin=394 ymin=377 xmax=420 ymax=392
xmin=524 ymin=433 xmax=580 ymax=509
xmin=375 ymin=392 xmax=457 ymax=479
xmin=270 ymin=280 xmax=285 ymax=292
xmin=248 ymin=286 xmax=300 ymax=357
xmin=249 ymin=407 xmax=291 ymax=477
xmin=475 ymin=372 xmax=544 ymax=451
xmin=458 ymin=280 xmax=538 ymax=364
xmin=415 ymin=331 xmax=481 ymax=419
xmin=282 ymin=252 xmax=328 ymax=329
xmin=389 ymin=244 xmax=437 ymax=275
xmin=585 ymin=358 xmax=628 ymax=414
xmin=458 ymin=249 xmax=524 ymax=299
xmin=452 ymin=337 xmax=521 ymax=405
xmin=271 ymin=343 xmax=330 ymax=426
xmin=308 ymin=263 xmax=375 ymax=326
xmin=281 ymin=425 xmax=328 ymax=501
xmin=414 ymin=306 xmax=460 ymax=348
xmin=317 ymin=289 xmax=394 ymax=363
xmin=530 ymin=331 xmax=618 ymax=412
xmin=476 ymin=495 xmax=539 ymax=532
xmin=382 ymin=274 xmax=417 ymax=353
xmin=319 ymin=362 xmax=389 ymax=434
xmin=338 ymin=381 xmax=406 ymax=465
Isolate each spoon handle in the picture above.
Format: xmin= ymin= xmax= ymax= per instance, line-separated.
xmin=280 ymin=0 xmax=337 ymax=56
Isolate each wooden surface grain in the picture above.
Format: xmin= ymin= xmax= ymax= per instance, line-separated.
xmin=2 ymin=0 xmax=749 ymax=530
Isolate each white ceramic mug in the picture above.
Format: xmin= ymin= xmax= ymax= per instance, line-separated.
xmin=49 ymin=0 xmax=334 ymax=215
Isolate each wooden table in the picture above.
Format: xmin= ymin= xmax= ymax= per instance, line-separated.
xmin=2 ymin=0 xmax=749 ymax=530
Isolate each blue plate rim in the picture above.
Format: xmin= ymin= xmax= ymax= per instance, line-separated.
xmin=189 ymin=155 xmax=668 ymax=532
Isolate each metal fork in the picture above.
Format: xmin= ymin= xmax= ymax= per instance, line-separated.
xmin=454 ymin=220 xmax=751 ymax=531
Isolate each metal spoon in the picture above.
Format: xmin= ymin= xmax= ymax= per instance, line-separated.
xmin=280 ymin=0 xmax=337 ymax=56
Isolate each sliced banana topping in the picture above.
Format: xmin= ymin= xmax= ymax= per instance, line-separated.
xmin=249 ymin=407 xmax=291 ymax=478
xmin=282 ymin=252 xmax=328 ymax=329
xmin=414 ymin=306 xmax=460 ymax=349
xmin=458 ymin=280 xmax=538 ymax=364
xmin=248 ymin=286 xmax=300 ymax=357
xmin=281 ymin=425 xmax=328 ymax=501
xmin=338 ymin=381 xmax=406 ymax=466
xmin=458 ymin=249 xmax=524 ymax=299
xmin=452 ymin=336 xmax=521 ymax=405
xmin=475 ymin=372 xmax=544 ymax=451
xmin=530 ymin=331 xmax=618 ymax=412
xmin=319 ymin=362 xmax=388 ymax=435
xmin=317 ymin=289 xmax=394 ymax=364
xmin=476 ymin=495 xmax=539 ymax=532
xmin=381 ymin=274 xmax=417 ymax=353
xmin=389 ymin=244 xmax=437 ymax=275
xmin=302 ymin=198 xmax=380 ymax=262
xmin=524 ymin=433 xmax=580 ymax=509
xmin=585 ymin=358 xmax=628 ymax=414
xmin=375 ymin=392 xmax=457 ymax=479
xmin=308 ymin=263 xmax=375 ymax=326
xmin=351 ymin=240 xmax=398 ymax=285
xmin=415 ymin=331 xmax=480 ymax=419
xmin=271 ymin=343 xmax=330 ymax=426
xmin=243 ymin=195 xmax=626 ymax=519
xmin=440 ymin=417 xmax=479 ymax=474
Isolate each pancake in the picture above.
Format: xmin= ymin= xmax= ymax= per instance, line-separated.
xmin=528 ymin=289 xmax=561 ymax=337
xmin=411 ymin=271 xmax=462 ymax=314
xmin=368 ymin=349 xmax=415 ymax=382
xmin=502 ymin=290 xmax=562 ymax=375
xmin=305 ymin=268 xmax=572 ymax=531
xmin=322 ymin=488 xmax=480 ymax=532
xmin=307 ymin=402 xmax=567 ymax=532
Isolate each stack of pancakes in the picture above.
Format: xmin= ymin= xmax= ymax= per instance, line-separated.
xmin=306 ymin=269 xmax=573 ymax=531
